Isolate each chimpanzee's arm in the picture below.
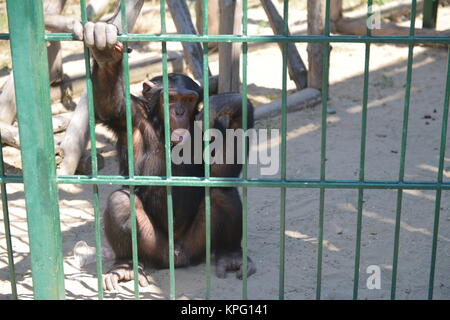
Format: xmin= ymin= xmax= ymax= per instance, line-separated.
xmin=85 ymin=22 xmax=141 ymax=128
xmin=205 ymin=93 xmax=255 ymax=130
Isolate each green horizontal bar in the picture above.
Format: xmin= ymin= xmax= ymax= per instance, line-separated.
xmin=0 ymin=175 xmax=24 ymax=183
xmin=0 ymin=33 xmax=9 ymax=40
xmin=44 ymin=33 xmax=450 ymax=44
xmin=2 ymin=174 xmax=450 ymax=190
xmin=53 ymin=175 xmax=450 ymax=190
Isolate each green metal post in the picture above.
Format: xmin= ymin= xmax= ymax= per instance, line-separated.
xmin=160 ymin=0 xmax=177 ymax=300
xmin=6 ymin=0 xmax=65 ymax=299
xmin=316 ymin=0 xmax=331 ymax=300
xmin=391 ymin=0 xmax=418 ymax=300
xmin=278 ymin=0 xmax=289 ymax=300
xmin=428 ymin=46 xmax=450 ymax=300
xmin=353 ymin=0 xmax=373 ymax=300
xmin=79 ymin=0 xmax=104 ymax=300
xmin=201 ymin=0 xmax=212 ymax=300
xmin=119 ymin=0 xmax=141 ymax=300
xmin=241 ymin=0 xmax=249 ymax=300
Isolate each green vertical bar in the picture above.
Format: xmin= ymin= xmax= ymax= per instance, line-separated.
xmin=241 ymin=0 xmax=249 ymax=300
xmin=119 ymin=0 xmax=140 ymax=300
xmin=160 ymin=0 xmax=176 ymax=300
xmin=0 ymin=137 xmax=17 ymax=299
xmin=80 ymin=0 xmax=104 ymax=300
xmin=316 ymin=0 xmax=331 ymax=301
xmin=428 ymin=46 xmax=450 ymax=300
xmin=92 ymin=184 xmax=103 ymax=299
xmin=201 ymin=0 xmax=212 ymax=300
xmin=423 ymin=0 xmax=438 ymax=29
xmin=391 ymin=0 xmax=417 ymax=300
xmin=353 ymin=0 xmax=373 ymax=300
xmin=278 ymin=0 xmax=288 ymax=301
xmin=6 ymin=0 xmax=65 ymax=299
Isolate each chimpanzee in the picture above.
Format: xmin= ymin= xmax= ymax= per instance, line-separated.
xmin=83 ymin=22 xmax=256 ymax=291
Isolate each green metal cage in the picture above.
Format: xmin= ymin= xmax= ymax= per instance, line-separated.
xmin=0 ymin=0 xmax=449 ymax=300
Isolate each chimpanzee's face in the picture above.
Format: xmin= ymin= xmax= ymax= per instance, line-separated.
xmin=162 ymin=89 xmax=198 ymax=145
xmin=142 ymin=74 xmax=202 ymax=146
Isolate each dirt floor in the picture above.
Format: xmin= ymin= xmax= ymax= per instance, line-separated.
xmin=1 ymin=1 xmax=450 ymax=300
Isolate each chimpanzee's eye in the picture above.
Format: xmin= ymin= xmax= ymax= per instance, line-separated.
xmin=183 ymin=96 xmax=196 ymax=104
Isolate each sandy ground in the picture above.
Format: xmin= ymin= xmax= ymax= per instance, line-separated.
xmin=1 ymin=1 xmax=450 ymax=300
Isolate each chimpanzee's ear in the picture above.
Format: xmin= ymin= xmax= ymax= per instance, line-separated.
xmin=142 ymin=80 xmax=157 ymax=95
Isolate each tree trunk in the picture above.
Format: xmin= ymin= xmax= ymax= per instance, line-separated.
xmin=218 ymin=0 xmax=242 ymax=93
xmin=307 ymin=0 xmax=329 ymax=90
xmin=195 ymin=0 xmax=220 ymax=49
xmin=330 ymin=0 xmax=343 ymax=22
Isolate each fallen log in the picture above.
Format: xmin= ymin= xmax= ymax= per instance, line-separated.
xmin=254 ymin=88 xmax=321 ymax=120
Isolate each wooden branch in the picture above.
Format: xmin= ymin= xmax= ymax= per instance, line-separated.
xmin=0 ymin=74 xmax=16 ymax=125
xmin=260 ymin=0 xmax=307 ymax=90
xmin=218 ymin=0 xmax=242 ymax=93
xmin=44 ymin=14 xmax=81 ymax=34
xmin=44 ymin=0 xmax=65 ymax=84
xmin=108 ymin=0 xmax=144 ymax=33
xmin=47 ymin=41 xmax=64 ymax=85
xmin=0 ymin=114 xmax=69 ymax=148
xmin=43 ymin=0 xmax=67 ymax=15
xmin=58 ymin=94 xmax=90 ymax=175
xmin=167 ymin=0 xmax=209 ymax=81
xmin=0 ymin=122 xmax=21 ymax=149
xmin=87 ymin=0 xmax=111 ymax=21
xmin=52 ymin=112 xmax=73 ymax=133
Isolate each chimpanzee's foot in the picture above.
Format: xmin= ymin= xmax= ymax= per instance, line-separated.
xmin=103 ymin=261 xmax=151 ymax=291
xmin=215 ymin=251 xmax=256 ymax=280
